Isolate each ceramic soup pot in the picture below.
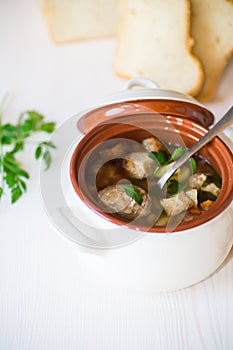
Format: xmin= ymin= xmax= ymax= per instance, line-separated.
xmin=68 ymin=78 xmax=233 ymax=292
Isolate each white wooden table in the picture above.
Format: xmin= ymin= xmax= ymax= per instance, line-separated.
xmin=1 ymin=1 xmax=233 ymax=349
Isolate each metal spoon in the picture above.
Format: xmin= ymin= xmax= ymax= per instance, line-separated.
xmin=157 ymin=105 xmax=233 ymax=190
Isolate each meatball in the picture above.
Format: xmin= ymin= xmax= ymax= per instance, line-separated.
xmin=123 ymin=152 xmax=155 ymax=179
xmin=98 ymin=184 xmax=151 ymax=220
xmin=160 ymin=189 xmax=198 ymax=216
xmin=142 ymin=137 xmax=166 ymax=153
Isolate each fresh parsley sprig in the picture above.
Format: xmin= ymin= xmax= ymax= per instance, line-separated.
xmin=149 ymin=147 xmax=197 ymax=176
xmin=123 ymin=184 xmax=143 ymax=205
xmin=148 ymin=150 xmax=168 ymax=165
xmin=35 ymin=141 xmax=56 ymax=170
xmin=0 ymin=98 xmax=56 ymax=203
xmin=167 ymin=179 xmax=187 ymax=196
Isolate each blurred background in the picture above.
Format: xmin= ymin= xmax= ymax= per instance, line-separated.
xmin=0 ymin=0 xmax=233 ymax=125
xmin=0 ymin=0 xmax=123 ymax=123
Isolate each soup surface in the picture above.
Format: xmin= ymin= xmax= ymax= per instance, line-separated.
xmin=85 ymin=136 xmax=222 ymax=229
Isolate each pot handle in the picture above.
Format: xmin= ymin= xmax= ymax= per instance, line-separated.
xmin=124 ymin=77 xmax=160 ymax=90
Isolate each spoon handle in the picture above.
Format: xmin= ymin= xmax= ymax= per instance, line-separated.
xmin=157 ymin=105 xmax=233 ymax=189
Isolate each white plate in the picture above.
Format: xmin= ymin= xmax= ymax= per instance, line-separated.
xmin=40 ymin=112 xmax=145 ymax=250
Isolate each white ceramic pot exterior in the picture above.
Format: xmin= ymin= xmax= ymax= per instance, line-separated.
xmin=68 ymin=183 xmax=233 ymax=291
xmin=55 ymin=78 xmax=233 ymax=292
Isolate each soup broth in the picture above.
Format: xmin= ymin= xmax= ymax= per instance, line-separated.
xmin=84 ymin=136 xmax=222 ymax=229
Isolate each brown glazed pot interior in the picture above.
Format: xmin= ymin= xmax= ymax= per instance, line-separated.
xmin=77 ymin=99 xmax=214 ymax=134
xmin=70 ymin=113 xmax=233 ymax=233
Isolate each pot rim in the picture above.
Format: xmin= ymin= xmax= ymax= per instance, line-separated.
xmin=77 ymin=78 xmax=215 ymax=134
xmin=77 ymin=97 xmax=215 ymax=134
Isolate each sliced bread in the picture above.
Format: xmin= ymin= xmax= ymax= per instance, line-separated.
xmin=41 ymin=0 xmax=119 ymax=43
xmin=114 ymin=0 xmax=204 ymax=95
xmin=191 ymin=0 xmax=233 ymax=101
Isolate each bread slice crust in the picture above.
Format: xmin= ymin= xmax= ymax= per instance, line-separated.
xmin=114 ymin=0 xmax=204 ymax=95
xmin=41 ymin=0 xmax=119 ymax=43
xmin=191 ymin=0 xmax=233 ymax=101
